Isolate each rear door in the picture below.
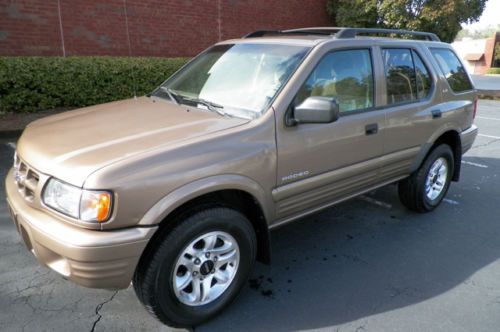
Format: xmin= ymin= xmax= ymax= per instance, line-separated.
xmin=273 ymin=47 xmax=386 ymax=219
xmin=377 ymin=45 xmax=440 ymax=182
xmin=379 ymin=44 xmax=475 ymax=183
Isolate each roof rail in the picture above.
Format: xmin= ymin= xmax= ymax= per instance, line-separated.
xmin=243 ymin=27 xmax=440 ymax=42
xmin=335 ymin=28 xmax=440 ymax=41
xmin=282 ymin=27 xmax=344 ymax=35
xmin=243 ymin=28 xmax=342 ymax=38
xmin=243 ymin=30 xmax=281 ymax=38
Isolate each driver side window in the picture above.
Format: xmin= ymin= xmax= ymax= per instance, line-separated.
xmin=296 ymin=49 xmax=374 ymax=113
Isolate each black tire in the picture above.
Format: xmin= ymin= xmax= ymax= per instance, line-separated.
xmin=398 ymin=144 xmax=454 ymax=213
xmin=133 ymin=207 xmax=256 ymax=328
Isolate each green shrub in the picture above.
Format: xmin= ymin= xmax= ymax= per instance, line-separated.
xmin=0 ymin=56 xmax=189 ymax=113
xmin=486 ymin=67 xmax=500 ymax=75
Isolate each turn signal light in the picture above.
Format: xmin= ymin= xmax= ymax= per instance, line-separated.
xmin=81 ymin=191 xmax=112 ymax=222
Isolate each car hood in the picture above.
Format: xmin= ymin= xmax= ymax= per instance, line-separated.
xmin=16 ymin=97 xmax=248 ymax=187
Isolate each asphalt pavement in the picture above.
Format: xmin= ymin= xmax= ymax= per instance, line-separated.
xmin=1 ymin=100 xmax=500 ymax=332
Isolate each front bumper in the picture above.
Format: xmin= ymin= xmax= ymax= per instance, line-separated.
xmin=5 ymin=168 xmax=157 ymax=289
xmin=461 ymin=124 xmax=478 ymax=154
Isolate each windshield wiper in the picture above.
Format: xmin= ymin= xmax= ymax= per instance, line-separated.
xmin=159 ymin=86 xmax=181 ymax=105
xmin=182 ymin=97 xmax=228 ymax=117
xmin=158 ymin=87 xmax=228 ymax=117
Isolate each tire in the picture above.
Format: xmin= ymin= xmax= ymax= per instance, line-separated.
xmin=398 ymin=144 xmax=454 ymax=213
xmin=133 ymin=207 xmax=256 ymax=328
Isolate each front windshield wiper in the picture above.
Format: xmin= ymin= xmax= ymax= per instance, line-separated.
xmin=159 ymin=86 xmax=181 ymax=105
xmin=181 ymin=97 xmax=228 ymax=117
xmin=158 ymin=87 xmax=229 ymax=117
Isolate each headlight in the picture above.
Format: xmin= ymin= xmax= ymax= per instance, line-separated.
xmin=43 ymin=179 xmax=81 ymax=218
xmin=42 ymin=178 xmax=112 ymax=222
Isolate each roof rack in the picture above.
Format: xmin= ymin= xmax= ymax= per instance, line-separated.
xmin=336 ymin=28 xmax=440 ymax=41
xmin=243 ymin=27 xmax=440 ymax=42
xmin=243 ymin=28 xmax=342 ymax=38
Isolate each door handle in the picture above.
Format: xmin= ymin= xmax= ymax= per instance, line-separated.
xmin=365 ymin=123 xmax=378 ymax=135
xmin=431 ymin=109 xmax=442 ymax=119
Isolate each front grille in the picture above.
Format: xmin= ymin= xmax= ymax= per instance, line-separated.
xmin=13 ymin=153 xmax=40 ymax=203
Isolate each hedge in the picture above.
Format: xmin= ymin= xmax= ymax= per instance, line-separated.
xmin=0 ymin=56 xmax=189 ymax=113
xmin=486 ymin=67 xmax=500 ymax=75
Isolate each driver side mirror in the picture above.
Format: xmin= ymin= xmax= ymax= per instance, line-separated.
xmin=286 ymin=97 xmax=340 ymax=126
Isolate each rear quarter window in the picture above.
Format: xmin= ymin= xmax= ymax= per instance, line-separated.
xmin=430 ymin=48 xmax=473 ymax=93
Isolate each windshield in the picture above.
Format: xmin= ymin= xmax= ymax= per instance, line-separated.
xmin=152 ymin=43 xmax=310 ymax=119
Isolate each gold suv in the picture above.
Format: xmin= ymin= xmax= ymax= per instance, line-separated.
xmin=5 ymin=28 xmax=478 ymax=327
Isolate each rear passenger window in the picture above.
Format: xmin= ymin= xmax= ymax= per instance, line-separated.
xmin=382 ymin=48 xmax=432 ymax=104
xmin=412 ymin=50 xmax=432 ymax=99
xmin=296 ymin=49 xmax=374 ymax=113
xmin=383 ymin=49 xmax=417 ymax=104
xmin=430 ymin=48 xmax=473 ymax=93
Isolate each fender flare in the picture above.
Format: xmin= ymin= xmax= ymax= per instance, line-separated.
xmin=138 ymin=174 xmax=273 ymax=226
xmin=409 ymin=123 xmax=462 ymax=179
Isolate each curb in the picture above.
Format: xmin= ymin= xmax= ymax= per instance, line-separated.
xmin=477 ymin=89 xmax=500 ymax=99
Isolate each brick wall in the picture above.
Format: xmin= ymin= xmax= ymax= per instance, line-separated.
xmin=0 ymin=0 xmax=333 ymax=57
xmin=472 ymin=33 xmax=500 ymax=75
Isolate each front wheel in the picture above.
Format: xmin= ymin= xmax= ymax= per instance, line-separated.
xmin=398 ymin=144 xmax=454 ymax=213
xmin=133 ymin=207 xmax=256 ymax=327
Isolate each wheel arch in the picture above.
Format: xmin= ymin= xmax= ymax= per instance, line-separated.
xmin=411 ymin=128 xmax=462 ymax=181
xmin=138 ymin=175 xmax=273 ymax=264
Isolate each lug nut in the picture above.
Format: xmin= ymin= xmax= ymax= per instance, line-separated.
xmin=213 ymin=256 xmax=217 ymax=262
xmin=205 ymin=252 xmax=210 ymax=258
xmin=194 ymin=258 xmax=201 ymax=265
xmin=193 ymin=271 xmax=198 ymax=276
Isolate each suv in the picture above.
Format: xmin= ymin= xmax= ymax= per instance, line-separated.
xmin=5 ymin=27 xmax=478 ymax=327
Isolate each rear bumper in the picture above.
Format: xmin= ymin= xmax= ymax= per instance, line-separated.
xmin=5 ymin=168 xmax=157 ymax=289
xmin=461 ymin=124 xmax=478 ymax=154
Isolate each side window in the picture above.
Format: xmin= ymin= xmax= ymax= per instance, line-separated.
xmin=412 ymin=50 xmax=432 ymax=99
xmin=383 ymin=48 xmax=417 ymax=104
xmin=430 ymin=48 xmax=473 ymax=93
xmin=296 ymin=49 xmax=374 ymax=113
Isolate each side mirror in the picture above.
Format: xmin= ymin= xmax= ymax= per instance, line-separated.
xmin=288 ymin=97 xmax=340 ymax=126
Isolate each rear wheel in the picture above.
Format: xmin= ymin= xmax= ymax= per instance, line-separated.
xmin=133 ymin=207 xmax=256 ymax=327
xmin=398 ymin=144 xmax=454 ymax=213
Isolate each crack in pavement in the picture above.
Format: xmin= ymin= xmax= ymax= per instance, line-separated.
xmin=471 ymin=138 xmax=500 ymax=150
xmin=90 ymin=291 xmax=119 ymax=332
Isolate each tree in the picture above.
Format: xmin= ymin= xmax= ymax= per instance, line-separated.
xmin=326 ymin=0 xmax=487 ymax=43
xmin=456 ymin=24 xmax=500 ymax=40
xmin=494 ymin=42 xmax=500 ymax=67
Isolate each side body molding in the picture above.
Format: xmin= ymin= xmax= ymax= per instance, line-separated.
xmin=138 ymin=174 xmax=274 ymax=226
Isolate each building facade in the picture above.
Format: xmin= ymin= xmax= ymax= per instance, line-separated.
xmin=452 ymin=32 xmax=500 ymax=75
xmin=0 ymin=0 xmax=332 ymax=57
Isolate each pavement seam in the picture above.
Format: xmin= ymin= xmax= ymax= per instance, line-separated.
xmin=90 ymin=290 xmax=119 ymax=332
xmin=471 ymin=138 xmax=500 ymax=150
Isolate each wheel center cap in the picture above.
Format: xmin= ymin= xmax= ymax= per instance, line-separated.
xmin=200 ymin=260 xmax=214 ymax=275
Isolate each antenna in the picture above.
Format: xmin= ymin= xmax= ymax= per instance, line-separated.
xmin=123 ymin=0 xmax=137 ymax=99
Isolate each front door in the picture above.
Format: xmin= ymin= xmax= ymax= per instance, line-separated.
xmin=273 ymin=48 xmax=386 ymax=219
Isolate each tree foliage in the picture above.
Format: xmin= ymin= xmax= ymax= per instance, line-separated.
xmin=456 ymin=24 xmax=500 ymax=40
xmin=327 ymin=0 xmax=487 ymax=42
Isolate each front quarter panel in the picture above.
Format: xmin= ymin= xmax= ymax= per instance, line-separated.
xmin=83 ymin=112 xmax=277 ymax=230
